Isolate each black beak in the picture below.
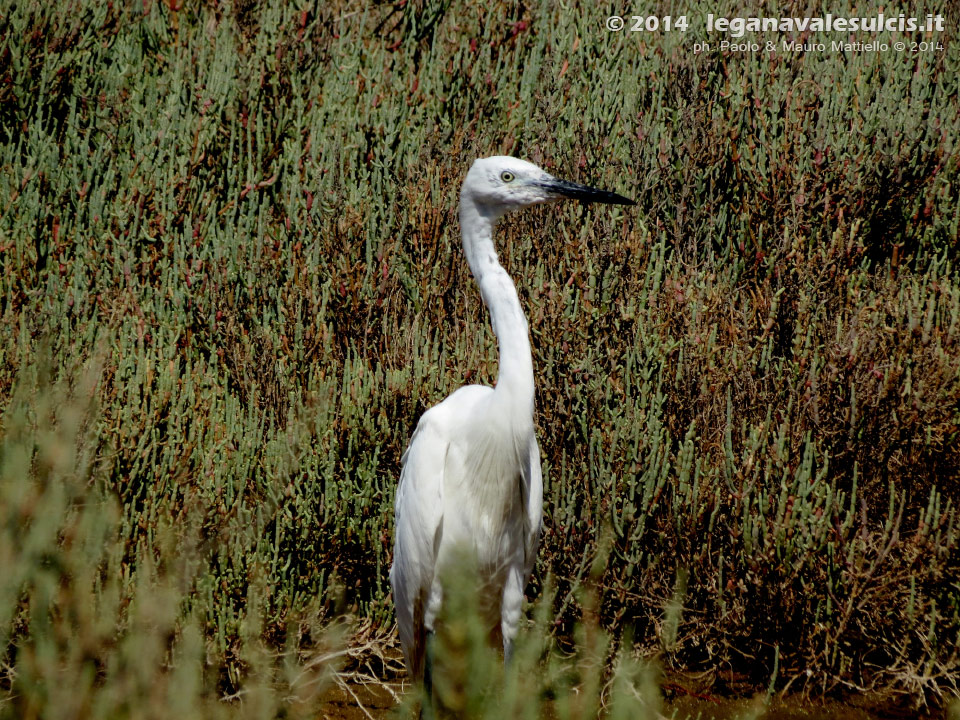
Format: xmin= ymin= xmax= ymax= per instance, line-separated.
xmin=539 ymin=177 xmax=635 ymax=205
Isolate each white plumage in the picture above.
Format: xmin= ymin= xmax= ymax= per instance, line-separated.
xmin=390 ymin=156 xmax=634 ymax=680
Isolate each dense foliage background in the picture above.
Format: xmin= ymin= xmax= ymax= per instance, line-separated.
xmin=1 ymin=0 xmax=958 ymax=716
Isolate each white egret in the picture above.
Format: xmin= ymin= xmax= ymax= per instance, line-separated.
xmin=390 ymin=156 xmax=634 ymax=688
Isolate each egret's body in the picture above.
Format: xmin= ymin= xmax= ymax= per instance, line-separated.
xmin=390 ymin=156 xmax=633 ymax=682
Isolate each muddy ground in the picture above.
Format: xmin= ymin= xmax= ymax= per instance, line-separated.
xmin=316 ymin=680 xmax=946 ymax=720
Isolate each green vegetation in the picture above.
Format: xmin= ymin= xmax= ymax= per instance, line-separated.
xmin=1 ymin=0 xmax=958 ymax=716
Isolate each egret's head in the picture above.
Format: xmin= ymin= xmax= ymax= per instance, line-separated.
xmin=461 ymin=156 xmax=634 ymax=216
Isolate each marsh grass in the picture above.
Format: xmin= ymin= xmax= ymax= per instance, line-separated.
xmin=1 ymin=0 xmax=959 ymax=714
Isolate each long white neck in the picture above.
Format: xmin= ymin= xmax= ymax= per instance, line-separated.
xmin=458 ymin=194 xmax=535 ymax=418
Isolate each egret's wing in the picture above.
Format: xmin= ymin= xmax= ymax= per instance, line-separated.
xmin=521 ymin=436 xmax=544 ymax=577
xmin=390 ymin=410 xmax=448 ymax=678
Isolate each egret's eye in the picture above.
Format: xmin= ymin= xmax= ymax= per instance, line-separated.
xmin=500 ymin=171 xmax=515 ymax=183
